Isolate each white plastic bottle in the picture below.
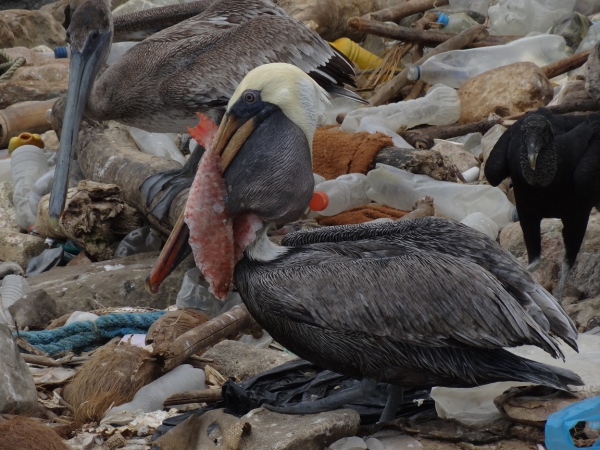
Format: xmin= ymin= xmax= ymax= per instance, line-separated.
xmin=341 ymin=84 xmax=460 ymax=132
xmin=366 ymin=164 xmax=517 ymax=228
xmin=129 ymin=127 xmax=186 ymax=165
xmin=488 ymin=0 xmax=576 ymax=36
xmin=11 ymin=145 xmax=50 ymax=230
xmin=406 ymin=34 xmax=569 ymax=89
xmin=310 ymin=173 xmax=371 ymax=216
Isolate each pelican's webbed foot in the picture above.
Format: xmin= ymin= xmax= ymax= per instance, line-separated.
xmin=140 ymin=144 xmax=205 ymax=220
xmin=263 ymin=378 xmax=377 ymax=416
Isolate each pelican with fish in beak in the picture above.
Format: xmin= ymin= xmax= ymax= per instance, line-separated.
xmin=148 ymin=63 xmax=582 ymax=422
xmin=47 ymin=0 xmax=362 ymax=228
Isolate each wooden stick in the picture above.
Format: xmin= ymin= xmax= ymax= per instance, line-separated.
xmin=402 ymin=120 xmax=498 ymax=148
xmin=500 ymin=99 xmax=600 ymax=122
xmin=541 ymin=50 xmax=591 ymax=80
xmin=402 ymin=100 xmax=600 ymax=149
xmin=369 ymin=25 xmax=488 ymax=106
xmin=163 ymin=388 xmax=223 ymax=407
xmin=153 ymin=304 xmax=258 ymax=371
xmin=362 ymin=0 xmax=449 ymax=22
xmin=404 ymin=80 xmax=426 ymax=100
xmin=348 ymin=18 xmax=517 ymax=48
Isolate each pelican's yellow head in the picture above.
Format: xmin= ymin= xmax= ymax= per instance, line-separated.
xmin=227 ymin=63 xmax=330 ymax=152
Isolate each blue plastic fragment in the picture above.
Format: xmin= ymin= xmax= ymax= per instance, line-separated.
xmin=437 ymin=12 xmax=449 ymax=27
xmin=545 ymin=395 xmax=600 ymax=449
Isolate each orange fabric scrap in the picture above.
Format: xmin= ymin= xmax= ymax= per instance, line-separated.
xmin=312 ymin=125 xmax=393 ymax=180
xmin=317 ymin=204 xmax=410 ymax=226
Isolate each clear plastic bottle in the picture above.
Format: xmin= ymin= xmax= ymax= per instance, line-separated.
xmin=576 ymin=22 xmax=600 ymax=53
xmin=366 ymin=164 xmax=517 ymax=228
xmin=29 ymin=168 xmax=54 ymax=217
xmin=129 ymin=127 xmax=186 ymax=165
xmin=406 ymin=34 xmax=569 ymax=89
xmin=549 ymin=12 xmax=592 ymax=53
xmin=448 ymin=0 xmax=490 ymax=16
xmin=341 ymin=84 xmax=460 ymax=132
xmin=113 ymin=226 xmax=162 ymax=259
xmin=460 ymin=212 xmax=500 ymax=240
xmin=488 ymin=0 xmax=576 ymax=36
xmin=310 ymin=173 xmax=371 ymax=216
xmin=105 ymin=365 xmax=206 ymax=416
xmin=176 ymin=267 xmax=241 ymax=317
xmin=11 ymin=145 xmax=50 ymax=230
xmin=437 ymin=12 xmax=483 ymax=34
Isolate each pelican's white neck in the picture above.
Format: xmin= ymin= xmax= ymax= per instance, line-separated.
xmin=246 ymin=225 xmax=288 ymax=262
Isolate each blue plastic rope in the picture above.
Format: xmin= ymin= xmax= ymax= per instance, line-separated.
xmin=16 ymin=311 xmax=165 ymax=356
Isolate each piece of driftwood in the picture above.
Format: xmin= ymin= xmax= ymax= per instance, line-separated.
xmin=500 ymin=99 xmax=600 ymax=122
xmin=369 ymin=25 xmax=487 ymax=106
xmin=35 ymin=180 xmax=144 ymax=260
xmin=163 ymin=388 xmax=223 ymax=407
xmin=586 ymin=41 xmax=600 ymax=104
xmin=402 ymin=120 xmax=498 ymax=149
xmin=402 ymin=99 xmax=600 ymax=149
xmin=347 ymin=18 xmax=516 ymax=48
xmin=542 ymin=50 xmax=591 ymax=80
xmin=153 ymin=304 xmax=261 ymax=371
xmin=50 ymin=113 xmax=186 ymax=235
xmin=361 ymin=0 xmax=449 ymax=22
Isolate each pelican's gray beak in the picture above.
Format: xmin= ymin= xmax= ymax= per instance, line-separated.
xmin=48 ymin=31 xmax=112 ymax=229
xmin=526 ymin=136 xmax=540 ymax=171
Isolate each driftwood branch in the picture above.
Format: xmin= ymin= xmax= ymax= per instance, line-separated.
xmin=402 ymin=99 xmax=600 ymax=149
xmin=542 ymin=50 xmax=591 ymax=80
xmin=402 ymin=121 xmax=498 ymax=148
xmin=361 ymin=0 xmax=449 ymax=22
xmin=163 ymin=388 xmax=223 ymax=407
xmin=348 ymin=18 xmax=517 ymax=48
xmin=369 ymin=25 xmax=488 ymax=106
xmin=61 ymin=118 xmax=186 ymax=235
xmin=153 ymin=304 xmax=259 ymax=371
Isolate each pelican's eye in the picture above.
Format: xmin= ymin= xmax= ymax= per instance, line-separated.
xmin=243 ymin=91 xmax=257 ymax=103
xmin=90 ymin=29 xmax=100 ymax=40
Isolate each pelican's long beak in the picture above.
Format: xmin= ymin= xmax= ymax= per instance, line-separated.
xmin=145 ymin=111 xmax=261 ymax=295
xmin=48 ymin=32 xmax=112 ymax=228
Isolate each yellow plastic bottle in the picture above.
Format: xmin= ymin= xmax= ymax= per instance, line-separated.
xmin=330 ymin=38 xmax=384 ymax=71
xmin=8 ymin=132 xmax=45 ymax=153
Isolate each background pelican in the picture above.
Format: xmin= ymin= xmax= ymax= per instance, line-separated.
xmin=49 ymin=0 xmax=362 ymax=226
xmin=148 ymin=63 xmax=582 ymax=422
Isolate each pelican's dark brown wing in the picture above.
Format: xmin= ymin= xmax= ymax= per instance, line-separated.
xmin=281 ymin=217 xmax=578 ymax=351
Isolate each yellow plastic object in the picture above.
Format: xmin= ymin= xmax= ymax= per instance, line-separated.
xmin=330 ymin=38 xmax=384 ymax=70
xmin=8 ymin=132 xmax=44 ymax=153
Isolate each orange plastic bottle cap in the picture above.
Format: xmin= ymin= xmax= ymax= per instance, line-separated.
xmin=309 ymin=191 xmax=329 ymax=211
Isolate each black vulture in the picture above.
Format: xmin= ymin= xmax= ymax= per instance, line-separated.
xmin=485 ymin=108 xmax=600 ymax=299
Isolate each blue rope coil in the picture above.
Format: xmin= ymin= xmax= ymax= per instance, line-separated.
xmin=16 ymin=311 xmax=165 ymax=356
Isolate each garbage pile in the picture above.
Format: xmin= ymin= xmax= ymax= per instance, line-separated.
xmin=1 ymin=0 xmax=600 ymax=449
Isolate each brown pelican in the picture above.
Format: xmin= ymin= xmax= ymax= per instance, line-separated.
xmin=48 ymin=0 xmax=362 ymax=227
xmin=147 ymin=63 xmax=582 ymax=422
